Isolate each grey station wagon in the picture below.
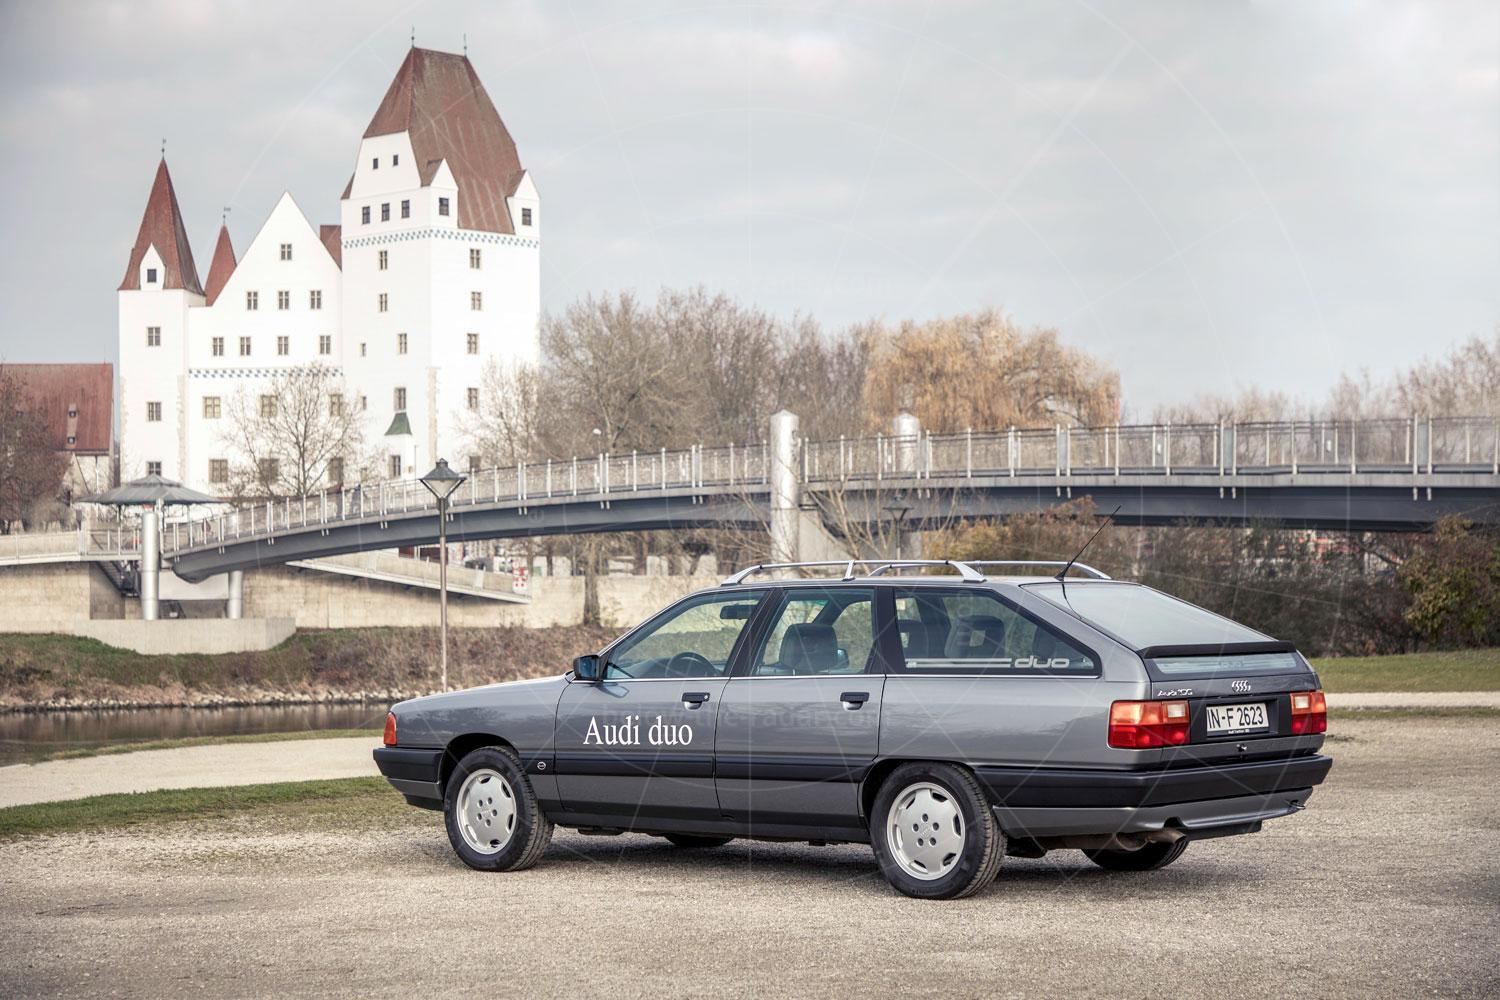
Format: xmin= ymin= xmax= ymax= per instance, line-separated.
xmin=375 ymin=560 xmax=1332 ymax=899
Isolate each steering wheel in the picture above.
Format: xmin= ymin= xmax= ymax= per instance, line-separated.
xmin=666 ymin=651 xmax=715 ymax=677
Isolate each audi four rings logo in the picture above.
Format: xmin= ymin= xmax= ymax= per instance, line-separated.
xmin=1230 ymin=679 xmax=1253 ymax=693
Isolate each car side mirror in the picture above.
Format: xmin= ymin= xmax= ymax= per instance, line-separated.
xmin=572 ymin=654 xmax=603 ymax=683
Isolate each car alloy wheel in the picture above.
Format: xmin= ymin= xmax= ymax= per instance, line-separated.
xmin=455 ymin=767 xmax=517 ymax=855
xmin=887 ymin=781 xmax=966 ymax=881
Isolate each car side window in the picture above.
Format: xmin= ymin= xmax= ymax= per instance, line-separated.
xmin=892 ymin=588 xmax=1097 ymax=676
xmin=753 ymin=587 xmax=875 ymax=676
xmin=606 ymin=591 xmax=765 ymax=680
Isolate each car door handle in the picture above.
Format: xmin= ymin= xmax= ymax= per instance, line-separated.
xmin=682 ymin=691 xmax=711 ymax=709
xmin=840 ymin=691 xmax=870 ymax=710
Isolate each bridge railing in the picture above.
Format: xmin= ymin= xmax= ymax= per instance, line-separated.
xmin=160 ymin=415 xmax=1497 ymax=555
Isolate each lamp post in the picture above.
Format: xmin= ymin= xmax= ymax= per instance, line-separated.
xmin=420 ymin=459 xmax=467 ymax=691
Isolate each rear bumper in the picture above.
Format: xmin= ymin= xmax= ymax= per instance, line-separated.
xmin=373 ymin=747 xmax=444 ymax=809
xmin=976 ymin=754 xmax=1332 ymax=838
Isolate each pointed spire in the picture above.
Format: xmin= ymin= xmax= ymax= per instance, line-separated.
xmin=204 ymin=222 xmax=237 ymax=305
xmin=119 ymin=157 xmax=204 ymax=295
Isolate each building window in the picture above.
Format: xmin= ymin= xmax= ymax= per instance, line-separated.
xmin=146 ymin=401 xmax=162 ymax=422
xmin=259 ymin=395 xmax=277 ymax=419
xmin=361 ymin=205 xmax=371 ymax=225
xmin=466 ymin=387 xmax=479 ymax=411
xmin=468 ymin=455 xmax=481 ymax=473
xmin=389 ymin=455 xmax=402 ymax=479
xmin=246 ymin=290 xmax=258 ymax=310
xmin=318 ymin=334 xmax=332 ymax=355
xmin=259 ymin=457 xmax=280 ymax=483
xmin=372 ymin=156 xmax=379 ymax=170
xmin=438 ymin=196 xmax=450 ymax=216
xmin=146 ymin=461 xmax=163 ymax=477
xmin=209 ymin=459 xmax=229 ymax=484
xmin=393 ymin=386 xmax=407 ymax=410
xmin=469 ymin=248 xmax=482 ymax=269
xmin=397 ymin=332 xmax=408 ymax=355
xmin=327 ymin=457 xmax=344 ymax=484
xmin=381 ymin=202 xmax=390 ymax=222
xmin=521 ymin=207 xmax=532 ymax=226
xmin=470 ymin=291 xmax=482 ymax=310
xmin=309 ymin=289 xmax=322 ymax=310
xmin=146 ymin=267 xmax=158 ymax=284
xmin=466 ymin=332 xmax=479 ymax=355
xmin=359 ymin=395 xmax=368 ymax=411
xmin=378 ymin=293 xmax=388 ymax=313
xmin=211 ymin=336 xmax=224 ymax=357
xmin=378 ymin=250 xmax=388 ymax=271
xmin=400 ymin=199 xmax=410 ymax=219
xmin=146 ymin=326 xmax=161 ymax=347
xmin=203 ymin=396 xmax=221 ymax=419
xmin=393 ymin=154 xmax=399 ymax=166
xmin=359 ymin=342 xmax=367 ymax=357
xmin=277 ymin=290 xmax=290 ymax=310
xmin=329 ymin=393 xmax=344 ymax=416
xmin=239 ymin=336 xmax=252 ymax=356
xmin=66 ymin=435 xmax=76 ymax=445
xmin=279 ymin=243 xmax=292 ymax=261
xmin=277 ymin=335 xmax=289 ymax=356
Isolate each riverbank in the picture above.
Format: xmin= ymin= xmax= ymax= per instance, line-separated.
xmin=0 ymin=625 xmax=617 ymax=712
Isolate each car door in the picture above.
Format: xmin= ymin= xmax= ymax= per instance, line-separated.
xmin=554 ymin=589 xmax=766 ymax=824
xmin=714 ymin=586 xmax=892 ymax=833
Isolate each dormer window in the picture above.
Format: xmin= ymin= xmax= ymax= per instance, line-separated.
xmin=521 ymin=207 xmax=532 ymax=227
xmin=438 ymin=197 xmax=450 ymax=217
xmin=146 ymin=267 xmax=158 ymax=284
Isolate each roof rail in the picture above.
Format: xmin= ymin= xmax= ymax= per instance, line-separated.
xmin=967 ymin=560 xmax=1112 ymax=580
xmin=721 ymin=559 xmax=987 ymax=586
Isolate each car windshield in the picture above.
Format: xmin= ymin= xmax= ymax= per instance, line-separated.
xmin=1024 ymin=582 xmax=1268 ymax=649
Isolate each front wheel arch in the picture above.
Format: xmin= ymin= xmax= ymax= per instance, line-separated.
xmin=440 ymin=733 xmax=518 ymax=794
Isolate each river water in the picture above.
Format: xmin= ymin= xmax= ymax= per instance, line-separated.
xmin=0 ymin=703 xmax=388 ymax=767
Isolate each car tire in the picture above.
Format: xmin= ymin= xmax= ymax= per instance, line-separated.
xmin=1084 ymin=839 xmax=1188 ymax=872
xmin=443 ymin=746 xmax=553 ymax=872
xmin=663 ymin=833 xmax=734 ymax=849
xmin=870 ymin=762 xmax=1004 ymax=900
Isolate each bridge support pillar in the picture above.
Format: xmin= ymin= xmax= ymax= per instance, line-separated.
xmin=226 ymin=570 xmax=245 ymax=620
xmin=140 ymin=505 xmax=160 ymax=621
xmin=769 ymin=410 xmax=801 ymax=563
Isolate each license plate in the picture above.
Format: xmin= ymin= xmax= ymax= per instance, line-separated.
xmin=1205 ymin=702 xmax=1269 ymax=735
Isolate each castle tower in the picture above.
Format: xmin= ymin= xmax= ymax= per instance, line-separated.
xmin=117 ymin=158 xmax=204 ymax=481
xmin=339 ymin=46 xmax=541 ymax=478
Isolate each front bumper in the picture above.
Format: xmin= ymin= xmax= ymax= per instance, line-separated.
xmin=976 ymin=754 xmax=1332 ymax=839
xmin=373 ymin=747 xmax=444 ymax=809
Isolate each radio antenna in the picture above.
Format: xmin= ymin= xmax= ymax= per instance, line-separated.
xmin=1056 ymin=504 xmax=1121 ymax=589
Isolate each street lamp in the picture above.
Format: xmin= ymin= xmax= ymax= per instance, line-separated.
xmin=882 ymin=502 xmax=911 ymax=561
xmin=420 ymin=459 xmax=467 ymax=691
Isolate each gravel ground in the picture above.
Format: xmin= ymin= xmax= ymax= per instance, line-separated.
xmin=2 ymin=715 xmax=1497 ymax=999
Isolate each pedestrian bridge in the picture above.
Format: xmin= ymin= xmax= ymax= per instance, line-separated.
xmin=150 ymin=415 xmax=1496 ymax=581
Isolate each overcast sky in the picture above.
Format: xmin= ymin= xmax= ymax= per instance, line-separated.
xmin=1 ymin=0 xmax=1495 ymax=413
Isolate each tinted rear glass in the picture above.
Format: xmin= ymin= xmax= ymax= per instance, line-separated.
xmin=1024 ymin=582 xmax=1268 ymax=648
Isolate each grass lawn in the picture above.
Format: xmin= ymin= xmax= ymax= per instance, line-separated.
xmin=0 ymin=776 xmax=401 ymax=841
xmin=1311 ymin=648 xmax=1500 ymax=692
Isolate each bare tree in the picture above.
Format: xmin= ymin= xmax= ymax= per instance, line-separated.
xmin=0 ymin=366 xmax=66 ymax=533
xmin=221 ymin=363 xmax=367 ymax=498
xmin=463 ymin=359 xmax=546 ymax=466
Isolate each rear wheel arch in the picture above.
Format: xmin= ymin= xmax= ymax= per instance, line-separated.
xmin=861 ymin=757 xmax=988 ymax=821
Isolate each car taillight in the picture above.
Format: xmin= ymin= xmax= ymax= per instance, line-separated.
xmin=1289 ymin=690 xmax=1327 ymax=735
xmin=383 ymin=712 xmax=398 ymax=747
xmin=1109 ymin=700 xmax=1191 ymax=748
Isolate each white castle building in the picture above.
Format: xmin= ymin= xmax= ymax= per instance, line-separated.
xmin=117 ymin=47 xmax=540 ymax=493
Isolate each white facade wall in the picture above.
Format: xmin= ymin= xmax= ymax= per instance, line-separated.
xmin=118 ymin=136 xmax=539 ymax=494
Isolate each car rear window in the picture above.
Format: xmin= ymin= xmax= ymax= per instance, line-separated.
xmin=1024 ymin=582 xmax=1268 ymax=648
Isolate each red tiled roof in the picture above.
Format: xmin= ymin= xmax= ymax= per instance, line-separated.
xmin=119 ymin=158 xmax=203 ymax=295
xmin=362 ymin=47 xmax=525 ymax=234
xmin=319 ymin=224 xmax=342 ymax=267
xmin=2 ymin=364 xmax=114 ymax=455
xmin=204 ymin=223 xmax=236 ymax=305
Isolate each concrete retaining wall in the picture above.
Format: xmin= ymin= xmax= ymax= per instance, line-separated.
xmin=68 ymin=618 xmax=297 ymax=655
